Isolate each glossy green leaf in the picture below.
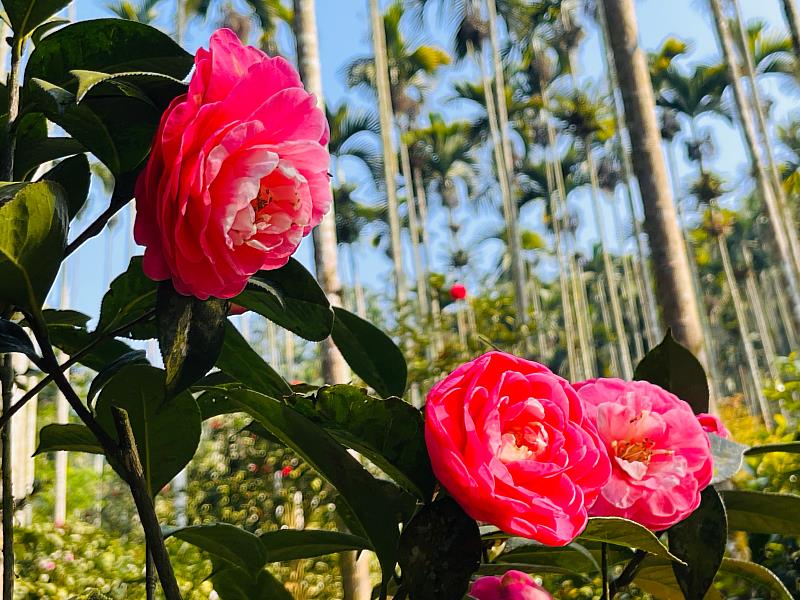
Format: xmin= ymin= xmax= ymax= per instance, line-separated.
xmin=72 ymin=69 xmax=187 ymax=110
xmin=497 ymin=539 xmax=603 ymax=575
xmin=331 ymin=307 xmax=407 ymax=398
xmin=24 ymin=18 xmax=193 ymax=87
xmin=2 ymin=0 xmax=70 ymax=37
xmin=96 ymin=256 xmax=157 ymax=337
xmin=86 ymin=349 xmax=148 ymax=406
xmin=209 ymin=564 xmax=293 ymax=600
xmin=16 ymin=136 xmax=85 ymax=181
xmin=156 ymin=282 xmax=228 ymax=397
xmin=0 ymin=180 xmax=68 ymax=317
xmin=577 ymin=517 xmax=684 ymax=564
xmin=95 ymin=365 xmax=201 ymax=495
xmin=398 ymin=497 xmax=481 ymax=600
xmin=720 ymin=490 xmax=800 ymax=535
xmin=39 ymin=154 xmax=90 ymax=220
xmin=29 ymin=17 xmax=68 ymax=45
xmin=213 ymin=387 xmax=400 ymax=579
xmin=259 ymin=529 xmax=371 ymax=562
xmin=166 ymin=523 xmax=266 ymax=576
xmin=290 ymin=384 xmax=434 ymax=499
xmin=233 ymin=258 xmax=333 ymax=341
xmin=709 ymin=433 xmax=748 ymax=483
xmin=34 ymin=423 xmax=103 ymax=455
xmin=40 ymin=309 xmax=134 ymax=371
xmin=669 ymin=487 xmax=727 ymax=600
xmin=0 ymin=318 xmax=40 ymax=363
xmin=634 ymin=328 xmax=709 ymax=413
xmin=718 ymin=558 xmax=792 ymax=599
xmin=744 ymin=442 xmax=800 ymax=456
xmin=215 ymin=322 xmax=292 ymax=399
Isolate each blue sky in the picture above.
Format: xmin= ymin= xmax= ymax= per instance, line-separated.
xmin=54 ymin=0 xmax=796 ymax=324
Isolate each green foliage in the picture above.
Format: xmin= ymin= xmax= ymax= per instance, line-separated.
xmin=39 ymin=154 xmax=91 ymax=220
xmin=2 ymin=0 xmax=70 ymax=38
xmin=216 ymin=322 xmax=292 ymax=398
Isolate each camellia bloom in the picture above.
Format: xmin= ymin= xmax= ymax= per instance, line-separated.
xmin=574 ymin=379 xmax=713 ymax=531
xmin=425 ymin=351 xmax=611 ymax=545
xmin=135 ymin=29 xmax=331 ymax=299
xmin=450 ymin=283 xmax=467 ymax=300
xmin=697 ymin=412 xmax=731 ymax=439
xmin=469 ymin=570 xmax=552 ymax=600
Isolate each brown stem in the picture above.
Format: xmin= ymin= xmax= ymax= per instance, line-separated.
xmin=609 ymin=549 xmax=647 ymax=596
xmin=1 ymin=354 xmax=15 ymax=597
xmin=111 ymin=407 xmax=182 ymax=600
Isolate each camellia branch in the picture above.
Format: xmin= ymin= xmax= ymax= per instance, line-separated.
xmin=64 ymin=198 xmax=130 ymax=257
xmin=609 ymin=549 xmax=647 ymax=596
xmin=110 ymin=406 xmax=182 ymax=600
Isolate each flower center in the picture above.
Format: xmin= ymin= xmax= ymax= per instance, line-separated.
xmin=498 ymin=424 xmax=548 ymax=463
xmin=613 ymin=438 xmax=657 ymax=464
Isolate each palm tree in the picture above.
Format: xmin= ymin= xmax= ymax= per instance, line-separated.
xmin=600 ymin=0 xmax=706 ymax=358
xmin=781 ymin=0 xmax=800 ymax=66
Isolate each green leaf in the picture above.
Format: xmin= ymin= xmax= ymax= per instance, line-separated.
xmin=72 ymin=69 xmax=187 ymax=111
xmin=156 ymin=282 xmax=228 ymax=397
xmin=744 ymin=442 xmax=800 ymax=456
xmin=0 ymin=180 xmax=68 ymax=317
xmin=39 ymin=154 xmax=90 ymax=220
xmin=34 ymin=423 xmax=103 ymax=455
xmin=95 ymin=365 xmax=201 ymax=495
xmin=669 ymin=487 xmax=727 ymax=600
xmin=720 ymin=490 xmax=800 ymax=535
xmin=24 ymin=18 xmax=193 ymax=87
xmin=41 ymin=309 xmax=134 ymax=371
xmin=397 ymin=497 xmax=481 ymax=600
xmin=166 ymin=523 xmax=267 ymax=576
xmin=259 ymin=529 xmax=371 ymax=562
xmin=717 ymin=558 xmax=793 ymax=599
xmin=29 ymin=17 xmax=68 ymax=45
xmin=633 ymin=328 xmax=709 ymax=413
xmin=577 ymin=517 xmax=685 ymax=564
xmin=86 ymin=349 xmax=148 ymax=406
xmin=208 ymin=564 xmax=293 ymax=600
xmin=290 ymin=384 xmax=434 ymax=499
xmin=2 ymin=0 xmax=69 ymax=38
xmin=497 ymin=539 xmax=604 ymax=575
xmin=96 ymin=256 xmax=157 ymax=337
xmin=214 ymin=387 xmax=400 ymax=580
xmin=233 ymin=258 xmax=333 ymax=341
xmin=331 ymin=307 xmax=407 ymax=398
xmin=709 ymin=433 xmax=748 ymax=483
xmin=0 ymin=318 xmax=41 ymax=363
xmin=16 ymin=136 xmax=85 ymax=181
xmin=215 ymin=322 xmax=292 ymax=399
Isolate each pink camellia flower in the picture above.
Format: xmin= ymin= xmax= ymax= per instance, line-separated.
xmin=470 ymin=571 xmax=552 ymax=600
xmin=425 ymin=351 xmax=611 ymax=545
xmin=450 ymin=283 xmax=467 ymax=300
xmin=697 ymin=412 xmax=731 ymax=439
xmin=135 ymin=29 xmax=331 ymax=299
xmin=574 ymin=378 xmax=714 ymax=531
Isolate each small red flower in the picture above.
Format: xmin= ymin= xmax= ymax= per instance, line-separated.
xmin=248 ymin=463 xmax=258 ymax=473
xmin=281 ymin=466 xmax=292 ymax=477
xmin=450 ymin=283 xmax=467 ymax=300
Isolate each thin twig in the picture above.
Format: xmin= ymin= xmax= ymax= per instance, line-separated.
xmin=146 ymin=545 xmax=156 ymax=600
xmin=609 ymin=549 xmax=647 ymax=597
xmin=111 ymin=407 xmax=182 ymax=600
xmin=601 ymin=542 xmax=609 ymax=600
xmin=1 ymin=354 xmax=15 ymax=598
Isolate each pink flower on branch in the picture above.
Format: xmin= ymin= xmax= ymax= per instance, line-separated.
xmin=469 ymin=570 xmax=552 ymax=600
xmin=425 ymin=352 xmax=610 ymax=546
xmin=574 ymin=378 xmax=714 ymax=531
xmin=135 ymin=29 xmax=331 ymax=299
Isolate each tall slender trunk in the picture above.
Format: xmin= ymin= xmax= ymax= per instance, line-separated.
xmin=601 ymin=0 xmax=706 ymax=358
xmin=767 ymin=267 xmax=798 ymax=349
xmin=486 ymin=0 xmax=529 ymax=324
xmin=368 ymin=0 xmax=406 ymax=306
xmin=399 ymin=141 xmax=429 ymax=318
xmin=781 ymin=0 xmax=800 ymax=65
xmin=596 ymin=272 xmax=622 ymax=376
xmin=527 ymin=264 xmax=549 ymax=360
xmin=349 ymin=245 xmax=367 ymax=319
xmin=742 ymin=246 xmax=780 ymax=383
xmin=1 ymin=354 xmax=13 ymax=598
xmin=708 ymin=0 xmax=800 ymax=327
xmin=175 ymin=0 xmax=185 ymax=46
xmin=586 ymin=142 xmax=634 ymax=378
xmin=597 ymin=4 xmax=660 ymax=348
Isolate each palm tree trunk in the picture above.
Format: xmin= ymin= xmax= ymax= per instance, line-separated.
xmin=368 ymin=0 xmax=406 ymax=307
xmin=399 ymin=140 xmax=429 ymax=318
xmin=708 ymin=0 xmax=800 ymax=327
xmin=349 ymin=245 xmax=367 ymax=319
xmin=766 ymin=266 xmax=798 ymax=349
xmin=781 ymin=0 xmax=800 ymax=64
xmin=742 ymin=246 xmax=780 ymax=383
xmin=527 ymin=264 xmax=549 ymax=361
xmin=596 ymin=271 xmax=622 ymax=376
xmin=486 ymin=0 xmax=529 ymax=325
xmin=597 ymin=4 xmax=660 ymax=348
xmin=586 ymin=142 xmax=634 ymax=378
xmin=600 ymin=0 xmax=706 ymax=358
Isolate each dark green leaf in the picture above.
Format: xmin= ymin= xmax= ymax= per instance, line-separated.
xmin=634 ymin=329 xmax=709 ymax=413
xmin=578 ymin=516 xmax=684 ymax=563
xmin=40 ymin=309 xmax=134 ymax=371
xmin=398 ymin=497 xmax=481 ymax=600
xmin=216 ymin=322 xmax=291 ymax=399
xmin=16 ymin=136 xmax=85 ymax=181
xmin=96 ymin=256 xmax=157 ymax=337
xmin=0 ymin=318 xmax=40 ymax=363
xmin=669 ymin=487 xmax=727 ymax=599
xmin=233 ymin=258 xmax=333 ymax=341
xmin=95 ymin=365 xmax=201 ymax=495
xmin=331 ymin=307 xmax=407 ymax=398
xmin=497 ymin=539 xmax=604 ymax=575
xmin=29 ymin=17 xmax=68 ymax=45
xmin=290 ymin=384 xmax=433 ymax=499
xmin=166 ymin=523 xmax=266 ymax=576
xmin=259 ymin=529 xmax=371 ymax=562
xmin=744 ymin=442 xmax=800 ymax=456
xmin=2 ymin=0 xmax=69 ymax=38
xmin=208 ymin=564 xmax=293 ymax=600
xmin=0 ymin=180 xmax=68 ymax=318
xmin=86 ymin=349 xmax=148 ymax=406
xmin=156 ymin=282 xmax=228 ymax=397
xmin=39 ymin=154 xmax=90 ymax=220
xmin=34 ymin=423 xmax=103 ymax=455
xmin=717 ymin=558 xmax=793 ymax=599
xmin=709 ymin=433 xmax=748 ymax=483
xmin=215 ymin=387 xmax=400 ymax=580
xmin=72 ymin=69 xmax=187 ymax=111
xmin=720 ymin=490 xmax=800 ymax=535
xmin=24 ymin=18 xmax=193 ymax=87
